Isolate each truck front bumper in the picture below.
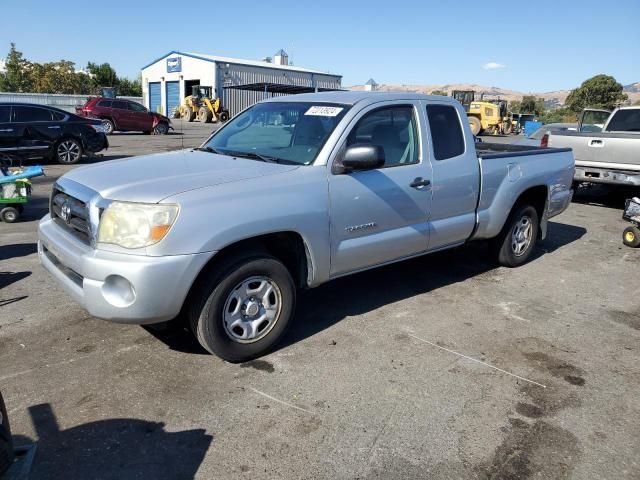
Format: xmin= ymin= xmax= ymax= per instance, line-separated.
xmin=38 ymin=214 xmax=213 ymax=325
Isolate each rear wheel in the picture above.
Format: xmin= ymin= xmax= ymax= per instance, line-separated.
xmin=623 ymin=226 xmax=640 ymax=248
xmin=490 ymin=204 xmax=539 ymax=267
xmin=55 ymin=138 xmax=83 ymax=164
xmin=469 ymin=116 xmax=482 ymax=136
xmin=101 ymin=119 xmax=115 ymax=135
xmin=189 ymin=254 xmax=296 ymax=362
xmin=0 ymin=206 xmax=19 ymax=223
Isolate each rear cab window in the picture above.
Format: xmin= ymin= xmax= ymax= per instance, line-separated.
xmin=426 ymin=104 xmax=465 ymax=160
xmin=606 ymin=110 xmax=640 ymax=132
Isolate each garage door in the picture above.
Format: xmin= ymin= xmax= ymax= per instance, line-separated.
xmin=165 ymin=81 xmax=180 ymax=117
xmin=149 ymin=82 xmax=161 ymax=114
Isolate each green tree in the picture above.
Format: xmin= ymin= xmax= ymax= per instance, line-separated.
xmin=565 ymin=74 xmax=627 ymax=113
xmin=519 ymin=95 xmax=545 ymax=115
xmin=540 ymin=107 xmax=578 ymax=124
xmin=86 ymin=62 xmax=118 ymax=88
xmin=430 ymin=90 xmax=448 ymax=96
xmin=26 ymin=60 xmax=89 ymax=94
xmin=117 ymin=76 xmax=142 ymax=96
xmin=0 ymin=43 xmax=32 ymax=92
xmin=509 ymin=100 xmax=521 ymax=113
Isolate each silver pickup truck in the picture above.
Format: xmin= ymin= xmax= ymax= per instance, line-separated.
xmin=548 ymin=106 xmax=640 ymax=186
xmin=38 ymin=92 xmax=574 ymax=361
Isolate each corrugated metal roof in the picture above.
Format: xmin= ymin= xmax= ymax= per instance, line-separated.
xmin=141 ymin=51 xmax=340 ymax=77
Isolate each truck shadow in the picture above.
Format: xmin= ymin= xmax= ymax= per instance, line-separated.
xmin=281 ymin=221 xmax=586 ymax=350
xmin=15 ymin=403 xmax=212 ymax=479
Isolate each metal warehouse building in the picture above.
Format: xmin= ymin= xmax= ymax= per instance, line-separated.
xmin=141 ymin=50 xmax=342 ymax=117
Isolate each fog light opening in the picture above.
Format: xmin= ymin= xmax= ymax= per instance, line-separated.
xmin=101 ymin=275 xmax=136 ymax=308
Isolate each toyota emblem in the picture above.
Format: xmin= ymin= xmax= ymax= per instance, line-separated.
xmin=60 ymin=201 xmax=71 ymax=223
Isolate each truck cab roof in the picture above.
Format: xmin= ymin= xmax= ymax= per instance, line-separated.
xmin=262 ymin=91 xmax=459 ymax=107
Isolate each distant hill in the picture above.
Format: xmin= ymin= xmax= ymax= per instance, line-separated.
xmin=624 ymin=82 xmax=640 ymax=93
xmin=349 ymin=82 xmax=640 ymax=107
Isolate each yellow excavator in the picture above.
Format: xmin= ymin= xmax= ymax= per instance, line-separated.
xmin=451 ymin=90 xmax=511 ymax=136
xmin=175 ymin=86 xmax=230 ymax=123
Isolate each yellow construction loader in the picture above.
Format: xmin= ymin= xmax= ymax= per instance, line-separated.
xmin=174 ymin=86 xmax=230 ymax=123
xmin=451 ymin=90 xmax=511 ymax=136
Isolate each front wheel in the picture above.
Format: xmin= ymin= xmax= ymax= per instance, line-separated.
xmin=623 ymin=226 xmax=640 ymax=248
xmin=153 ymin=122 xmax=169 ymax=135
xmin=490 ymin=204 xmax=539 ymax=267
xmin=189 ymin=255 xmax=296 ymax=362
xmin=55 ymin=138 xmax=83 ymax=164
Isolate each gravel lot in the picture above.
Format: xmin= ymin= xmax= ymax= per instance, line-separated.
xmin=1 ymin=124 xmax=639 ymax=479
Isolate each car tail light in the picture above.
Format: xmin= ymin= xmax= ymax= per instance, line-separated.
xmin=540 ymin=134 xmax=549 ymax=148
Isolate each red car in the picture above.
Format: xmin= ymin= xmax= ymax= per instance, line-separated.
xmin=76 ymin=97 xmax=171 ymax=135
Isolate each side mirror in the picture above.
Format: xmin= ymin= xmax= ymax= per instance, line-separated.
xmin=341 ymin=144 xmax=385 ymax=172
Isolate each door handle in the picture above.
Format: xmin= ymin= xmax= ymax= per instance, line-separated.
xmin=589 ymin=139 xmax=604 ymax=147
xmin=410 ymin=177 xmax=431 ymax=189
xmin=47 ymin=126 xmax=61 ymax=129
xmin=0 ymin=128 xmax=13 ymax=132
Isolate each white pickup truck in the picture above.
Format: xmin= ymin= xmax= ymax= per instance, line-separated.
xmin=548 ymin=106 xmax=640 ymax=186
xmin=39 ymin=92 xmax=574 ymax=361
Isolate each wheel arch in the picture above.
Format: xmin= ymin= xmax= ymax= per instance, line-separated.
xmin=511 ymin=185 xmax=548 ymax=240
xmin=180 ymin=231 xmax=313 ymax=319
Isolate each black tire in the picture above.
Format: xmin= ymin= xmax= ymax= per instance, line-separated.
xmin=219 ymin=110 xmax=230 ymax=122
xmin=102 ymin=118 xmax=115 ymax=135
xmin=153 ymin=122 xmax=169 ymax=135
xmin=0 ymin=206 xmax=19 ymax=223
xmin=189 ymin=254 xmax=296 ymax=362
xmin=490 ymin=204 xmax=539 ymax=267
xmin=469 ymin=116 xmax=482 ymax=136
xmin=55 ymin=138 xmax=83 ymax=164
xmin=623 ymin=226 xmax=640 ymax=248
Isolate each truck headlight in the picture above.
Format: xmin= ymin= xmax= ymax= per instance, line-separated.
xmin=98 ymin=202 xmax=179 ymax=249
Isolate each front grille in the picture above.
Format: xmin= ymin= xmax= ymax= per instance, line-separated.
xmin=50 ymin=188 xmax=91 ymax=244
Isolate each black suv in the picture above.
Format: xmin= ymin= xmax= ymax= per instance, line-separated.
xmin=0 ymin=103 xmax=108 ymax=164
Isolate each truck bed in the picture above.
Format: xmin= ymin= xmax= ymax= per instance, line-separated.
xmin=476 ymin=142 xmax=570 ymax=159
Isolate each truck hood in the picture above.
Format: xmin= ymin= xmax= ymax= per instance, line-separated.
xmin=62 ymin=150 xmax=299 ymax=203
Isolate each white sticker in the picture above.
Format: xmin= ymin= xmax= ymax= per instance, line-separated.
xmin=304 ymin=106 xmax=343 ymax=117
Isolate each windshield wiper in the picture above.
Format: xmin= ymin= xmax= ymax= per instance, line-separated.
xmin=228 ymin=151 xmax=295 ymax=165
xmin=194 ymin=146 xmax=226 ymax=155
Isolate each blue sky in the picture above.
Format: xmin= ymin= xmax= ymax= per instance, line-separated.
xmin=1 ymin=0 xmax=638 ymax=92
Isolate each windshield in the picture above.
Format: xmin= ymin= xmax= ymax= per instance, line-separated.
xmin=202 ymin=102 xmax=349 ymax=165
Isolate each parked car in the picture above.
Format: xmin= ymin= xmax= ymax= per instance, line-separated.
xmin=0 ymin=103 xmax=108 ymax=164
xmin=548 ymin=107 xmax=640 ymax=186
xmin=38 ymin=92 xmax=574 ymax=362
xmin=76 ymin=97 xmax=172 ymax=135
xmin=513 ymin=122 xmax=577 ymax=146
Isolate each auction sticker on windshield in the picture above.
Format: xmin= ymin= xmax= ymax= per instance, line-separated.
xmin=305 ymin=106 xmax=344 ymax=117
